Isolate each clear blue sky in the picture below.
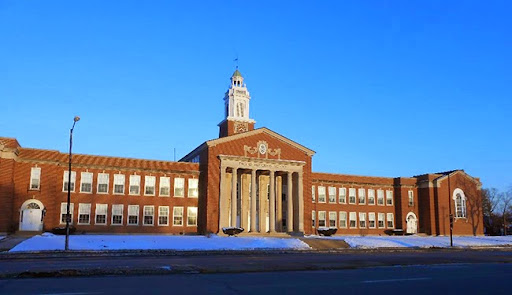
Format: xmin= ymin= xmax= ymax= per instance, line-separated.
xmin=1 ymin=1 xmax=510 ymax=192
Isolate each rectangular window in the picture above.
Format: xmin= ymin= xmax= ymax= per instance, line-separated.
xmin=408 ymin=190 xmax=414 ymax=206
xmin=129 ymin=175 xmax=141 ymax=195
xmin=144 ymin=175 xmax=156 ymax=196
xmin=174 ymin=177 xmax=185 ymax=197
xmin=158 ymin=206 xmax=169 ymax=226
xmin=368 ymin=212 xmax=376 ymax=228
xmin=143 ymin=206 xmax=154 ymax=225
xmin=349 ymin=212 xmax=357 ymax=228
xmin=358 ymin=188 xmax=366 ymax=205
xmin=62 ymin=171 xmax=76 ymax=192
xmin=78 ymin=203 xmax=91 ymax=224
xmin=188 ymin=178 xmax=198 ymax=198
xmin=328 ymin=187 xmax=336 ymax=203
xmin=128 ymin=205 xmax=139 ymax=225
xmin=173 ymin=206 xmax=184 ymax=226
xmin=339 ymin=211 xmax=347 ymax=228
xmin=60 ymin=203 xmax=74 ymax=224
xmin=113 ymin=174 xmax=125 ymax=194
xmin=187 ymin=207 xmax=198 ymax=226
xmin=312 ymin=210 xmax=316 ymax=227
xmin=378 ymin=213 xmax=385 ymax=228
xmin=95 ymin=204 xmax=107 ymax=225
xmin=329 ymin=211 xmax=337 ymax=228
xmin=386 ymin=190 xmax=393 ymax=206
xmin=80 ymin=172 xmax=93 ymax=193
xmin=349 ymin=188 xmax=356 ymax=204
xmin=318 ymin=211 xmax=326 ymax=227
xmin=318 ymin=186 xmax=326 ymax=203
xmin=339 ymin=188 xmax=346 ymax=204
xmin=97 ymin=173 xmax=109 ymax=194
xmin=377 ymin=190 xmax=385 ymax=205
xmin=159 ymin=176 xmax=171 ymax=196
xmin=312 ymin=186 xmax=316 ymax=203
xmin=29 ymin=167 xmax=41 ymax=190
xmin=112 ymin=204 xmax=123 ymax=225
xmin=359 ymin=212 xmax=366 ymax=228
xmin=368 ymin=189 xmax=375 ymax=205
xmin=387 ymin=213 xmax=394 ymax=228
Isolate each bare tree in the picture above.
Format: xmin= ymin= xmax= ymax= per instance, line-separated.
xmin=502 ymin=190 xmax=512 ymax=235
xmin=482 ymin=188 xmax=502 ymax=234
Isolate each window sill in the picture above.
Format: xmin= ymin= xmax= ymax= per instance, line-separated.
xmin=127 ymin=223 xmax=139 ymax=226
xmin=111 ymin=224 xmax=123 ymax=226
xmin=173 ymin=196 xmax=184 ymax=198
xmin=28 ymin=188 xmax=41 ymax=191
xmin=144 ymin=194 xmax=155 ymax=197
xmin=142 ymin=224 xmax=154 ymax=226
xmin=159 ymin=195 xmax=170 ymax=197
xmin=158 ymin=224 xmax=169 ymax=226
xmin=129 ymin=194 xmax=140 ymax=196
xmin=97 ymin=192 xmax=109 ymax=195
xmin=79 ymin=191 xmax=93 ymax=194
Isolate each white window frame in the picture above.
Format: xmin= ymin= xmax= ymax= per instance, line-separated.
xmin=113 ymin=174 xmax=125 ymax=195
xmin=318 ymin=211 xmax=326 ymax=227
xmin=358 ymin=188 xmax=366 ymax=205
xmin=312 ymin=210 xmax=316 ymax=227
xmin=129 ymin=174 xmax=141 ymax=195
xmin=173 ymin=206 xmax=184 ymax=226
xmin=387 ymin=213 xmax=394 ymax=228
xmin=408 ymin=190 xmax=414 ymax=206
xmin=312 ymin=186 xmax=316 ymax=203
xmin=378 ymin=213 xmax=385 ymax=228
xmin=328 ymin=211 xmax=337 ymax=228
xmin=143 ymin=205 xmax=155 ymax=226
xmin=454 ymin=189 xmax=467 ymax=218
xmin=95 ymin=204 xmax=108 ymax=225
xmin=386 ymin=190 xmax=393 ymax=206
xmin=174 ymin=177 xmax=185 ymax=197
xmin=62 ymin=171 xmax=76 ymax=192
xmin=359 ymin=212 xmax=367 ymax=228
xmin=188 ymin=178 xmax=198 ymax=198
xmin=159 ymin=176 xmax=171 ymax=197
xmin=144 ymin=175 xmax=156 ymax=196
xmin=318 ymin=186 xmax=326 ymax=203
xmin=377 ymin=189 xmax=385 ymax=206
xmin=368 ymin=212 xmax=376 ymax=229
xmin=97 ymin=173 xmax=109 ymax=194
xmin=339 ymin=211 xmax=347 ymax=228
xmin=348 ymin=188 xmax=356 ymax=204
xmin=158 ymin=206 xmax=169 ymax=226
xmin=60 ymin=202 xmax=74 ymax=224
xmin=368 ymin=189 xmax=375 ymax=205
xmin=328 ymin=187 xmax=336 ymax=203
xmin=339 ymin=187 xmax=346 ymax=204
xmin=349 ymin=212 xmax=357 ymax=229
xmin=80 ymin=172 xmax=93 ymax=193
xmin=29 ymin=167 xmax=41 ymax=190
xmin=111 ymin=204 xmax=124 ymax=225
xmin=78 ymin=203 xmax=91 ymax=225
xmin=187 ymin=207 xmax=198 ymax=226
xmin=128 ymin=205 xmax=139 ymax=225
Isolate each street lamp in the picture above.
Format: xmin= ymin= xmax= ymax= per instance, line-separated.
xmin=65 ymin=116 xmax=80 ymax=251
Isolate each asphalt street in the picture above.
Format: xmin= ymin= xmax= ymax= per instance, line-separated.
xmin=0 ymin=263 xmax=509 ymax=294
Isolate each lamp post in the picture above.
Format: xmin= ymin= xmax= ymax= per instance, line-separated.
xmin=448 ymin=173 xmax=453 ymax=247
xmin=65 ymin=116 xmax=80 ymax=251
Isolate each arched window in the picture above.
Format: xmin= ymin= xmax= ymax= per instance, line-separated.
xmin=453 ymin=188 xmax=467 ymax=218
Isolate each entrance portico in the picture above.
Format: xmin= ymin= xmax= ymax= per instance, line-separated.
xmin=218 ymin=155 xmax=305 ymax=234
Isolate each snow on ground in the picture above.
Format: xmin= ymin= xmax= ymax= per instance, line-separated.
xmin=9 ymin=234 xmax=311 ymax=252
xmin=310 ymin=235 xmax=512 ymax=248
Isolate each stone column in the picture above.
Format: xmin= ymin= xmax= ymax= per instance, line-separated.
xmin=298 ymin=171 xmax=304 ymax=233
xmin=259 ymin=174 xmax=266 ymax=232
xmin=241 ymin=173 xmax=249 ymax=230
xmin=287 ymin=172 xmax=293 ymax=233
xmin=219 ymin=166 xmax=227 ymax=231
xmin=251 ymin=169 xmax=257 ymax=232
xmin=231 ymin=167 xmax=238 ymax=227
xmin=276 ymin=175 xmax=282 ymax=232
xmin=269 ymin=170 xmax=276 ymax=232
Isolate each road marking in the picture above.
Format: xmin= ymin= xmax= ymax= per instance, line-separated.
xmin=362 ymin=277 xmax=431 ymax=284
xmin=40 ymin=292 xmax=103 ymax=295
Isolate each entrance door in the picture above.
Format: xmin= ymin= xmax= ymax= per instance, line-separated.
xmin=406 ymin=213 xmax=417 ymax=234
xmin=19 ymin=201 xmax=43 ymax=231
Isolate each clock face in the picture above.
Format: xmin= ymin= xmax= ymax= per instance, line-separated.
xmin=258 ymin=143 xmax=267 ymax=155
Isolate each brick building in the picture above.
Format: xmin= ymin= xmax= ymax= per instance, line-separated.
xmin=0 ymin=69 xmax=483 ymax=236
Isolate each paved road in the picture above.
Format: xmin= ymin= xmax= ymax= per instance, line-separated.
xmin=0 ymin=249 xmax=510 ymax=277
xmin=0 ymin=263 xmax=509 ymax=294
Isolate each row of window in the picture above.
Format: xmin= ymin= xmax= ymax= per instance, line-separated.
xmin=29 ymin=167 xmax=198 ymax=197
xmin=312 ymin=186 xmax=415 ymax=207
xmin=312 ymin=210 xmax=395 ymax=229
xmin=60 ymin=203 xmax=198 ymax=226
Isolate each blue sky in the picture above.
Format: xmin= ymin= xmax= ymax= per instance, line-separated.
xmin=1 ymin=1 xmax=510 ymax=192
